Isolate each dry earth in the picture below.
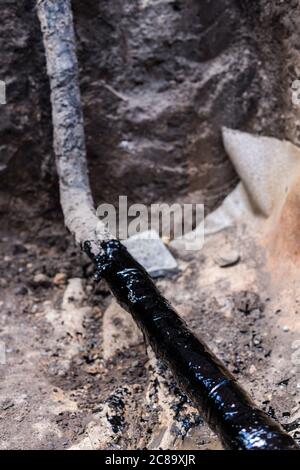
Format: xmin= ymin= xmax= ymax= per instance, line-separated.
xmin=0 ymin=213 xmax=299 ymax=450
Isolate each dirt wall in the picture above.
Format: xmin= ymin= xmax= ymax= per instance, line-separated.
xmin=0 ymin=0 xmax=293 ymax=221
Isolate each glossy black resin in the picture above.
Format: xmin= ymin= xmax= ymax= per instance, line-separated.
xmin=84 ymin=240 xmax=298 ymax=450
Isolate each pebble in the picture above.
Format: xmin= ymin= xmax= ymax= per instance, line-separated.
xmin=92 ymin=306 xmax=102 ymax=317
xmin=31 ymin=304 xmax=39 ymax=314
xmin=33 ymin=273 xmax=51 ymax=288
xmin=253 ymin=336 xmax=262 ymax=346
xmin=214 ymin=249 xmax=240 ymax=268
xmin=283 ymin=325 xmax=289 ymax=332
xmin=53 ymin=272 xmax=67 ymax=286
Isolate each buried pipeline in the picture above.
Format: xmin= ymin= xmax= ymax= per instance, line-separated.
xmin=84 ymin=239 xmax=299 ymax=450
xmin=37 ymin=0 xmax=299 ymax=451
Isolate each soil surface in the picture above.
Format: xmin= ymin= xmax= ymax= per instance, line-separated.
xmin=0 ymin=215 xmax=299 ymax=450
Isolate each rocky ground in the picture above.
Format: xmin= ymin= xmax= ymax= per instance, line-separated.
xmin=0 ymin=213 xmax=299 ymax=450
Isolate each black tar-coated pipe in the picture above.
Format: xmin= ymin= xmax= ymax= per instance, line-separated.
xmin=84 ymin=240 xmax=298 ymax=450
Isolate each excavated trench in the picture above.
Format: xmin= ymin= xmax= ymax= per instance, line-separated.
xmin=0 ymin=0 xmax=300 ymax=450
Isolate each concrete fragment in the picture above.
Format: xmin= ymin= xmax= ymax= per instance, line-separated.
xmin=124 ymin=230 xmax=178 ymax=278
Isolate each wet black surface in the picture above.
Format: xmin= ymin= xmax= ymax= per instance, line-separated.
xmin=84 ymin=240 xmax=299 ymax=450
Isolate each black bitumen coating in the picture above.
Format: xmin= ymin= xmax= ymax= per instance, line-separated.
xmin=84 ymin=239 xmax=299 ymax=450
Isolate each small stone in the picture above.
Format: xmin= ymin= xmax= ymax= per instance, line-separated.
xmin=92 ymin=306 xmax=103 ymax=317
xmin=33 ymin=273 xmax=51 ymax=287
xmin=283 ymin=325 xmax=289 ymax=332
xmin=57 ymin=369 xmax=67 ymax=377
xmin=31 ymin=304 xmax=39 ymax=314
xmin=215 ymin=249 xmax=240 ymax=268
xmin=53 ymin=272 xmax=67 ymax=286
xmin=253 ymin=335 xmax=262 ymax=346
xmin=249 ymin=364 xmax=257 ymax=374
